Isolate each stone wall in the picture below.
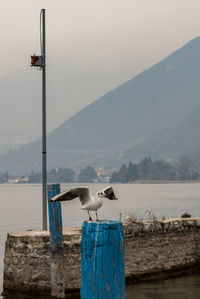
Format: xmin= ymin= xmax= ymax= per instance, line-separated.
xmin=124 ymin=218 xmax=200 ymax=281
xmin=3 ymin=218 xmax=200 ymax=297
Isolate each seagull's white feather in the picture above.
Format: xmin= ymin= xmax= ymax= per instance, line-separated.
xmin=50 ymin=185 xmax=117 ymax=220
xmin=81 ymin=196 xmax=103 ymax=211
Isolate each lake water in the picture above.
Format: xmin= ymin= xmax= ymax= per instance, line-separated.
xmin=1 ymin=183 xmax=200 ymax=298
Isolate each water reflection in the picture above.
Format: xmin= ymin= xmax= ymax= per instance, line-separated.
xmin=3 ymin=272 xmax=200 ymax=299
xmin=126 ymin=268 xmax=200 ymax=299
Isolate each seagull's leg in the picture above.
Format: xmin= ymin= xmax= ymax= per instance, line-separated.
xmin=87 ymin=210 xmax=92 ymax=221
xmin=96 ymin=211 xmax=99 ymax=221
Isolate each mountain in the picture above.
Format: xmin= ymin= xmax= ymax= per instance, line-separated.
xmin=1 ymin=37 xmax=200 ymax=174
xmin=0 ymin=57 xmax=120 ymax=152
xmin=120 ymin=102 xmax=200 ymax=165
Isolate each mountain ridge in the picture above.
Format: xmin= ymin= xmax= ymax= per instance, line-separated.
xmin=1 ymin=36 xmax=200 ymax=174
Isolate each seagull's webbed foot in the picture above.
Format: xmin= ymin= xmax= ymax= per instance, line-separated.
xmin=96 ymin=212 xmax=100 ymax=221
xmin=87 ymin=210 xmax=93 ymax=221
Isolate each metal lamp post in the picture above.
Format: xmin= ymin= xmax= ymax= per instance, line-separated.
xmin=31 ymin=9 xmax=47 ymax=230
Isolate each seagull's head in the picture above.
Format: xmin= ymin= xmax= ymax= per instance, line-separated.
xmin=97 ymin=191 xmax=104 ymax=198
xmin=97 ymin=187 xmax=118 ymax=200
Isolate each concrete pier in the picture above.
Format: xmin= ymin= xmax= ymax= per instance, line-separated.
xmin=3 ymin=218 xmax=200 ymax=297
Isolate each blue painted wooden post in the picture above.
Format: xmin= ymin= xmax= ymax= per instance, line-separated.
xmin=81 ymin=220 xmax=125 ymax=299
xmin=47 ymin=184 xmax=65 ymax=298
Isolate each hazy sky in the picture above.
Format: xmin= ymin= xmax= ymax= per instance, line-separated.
xmin=0 ymin=0 xmax=200 ymax=149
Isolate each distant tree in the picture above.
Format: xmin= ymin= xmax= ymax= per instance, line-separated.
xmin=139 ymin=156 xmax=152 ymax=176
xmin=110 ymin=165 xmax=129 ymax=183
xmin=28 ymin=172 xmax=42 ymax=183
xmin=28 ymin=167 xmax=75 ymax=183
xmin=5 ymin=171 xmax=9 ymax=182
xmin=0 ymin=171 xmax=9 ymax=183
xmin=48 ymin=168 xmax=75 ymax=183
xmin=118 ymin=165 xmax=129 ymax=183
xmin=58 ymin=168 xmax=75 ymax=182
xmin=127 ymin=162 xmax=138 ymax=182
xmin=109 ymin=155 xmax=200 ymax=183
xmin=175 ymin=155 xmax=200 ymax=180
xmin=110 ymin=171 xmax=118 ymax=183
xmin=0 ymin=174 xmax=4 ymax=183
xmin=78 ymin=166 xmax=98 ymax=183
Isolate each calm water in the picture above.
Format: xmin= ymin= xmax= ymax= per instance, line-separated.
xmin=1 ymin=183 xmax=200 ymax=298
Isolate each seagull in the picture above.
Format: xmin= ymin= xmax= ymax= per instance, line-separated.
xmin=50 ymin=185 xmax=118 ymax=221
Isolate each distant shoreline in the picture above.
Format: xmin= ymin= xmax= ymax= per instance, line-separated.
xmin=1 ymin=180 xmax=200 ymax=185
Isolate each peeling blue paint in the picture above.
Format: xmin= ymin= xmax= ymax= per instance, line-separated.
xmin=81 ymin=220 xmax=125 ymax=299
xmin=47 ymin=184 xmax=65 ymax=298
xmin=47 ymin=184 xmax=63 ymax=250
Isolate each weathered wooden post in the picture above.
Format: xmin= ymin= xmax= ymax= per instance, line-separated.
xmin=81 ymin=220 xmax=125 ymax=299
xmin=47 ymin=184 xmax=65 ymax=298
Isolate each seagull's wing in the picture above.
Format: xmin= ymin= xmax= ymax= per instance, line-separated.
xmin=50 ymin=187 xmax=90 ymax=205
xmin=102 ymin=186 xmax=117 ymax=200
